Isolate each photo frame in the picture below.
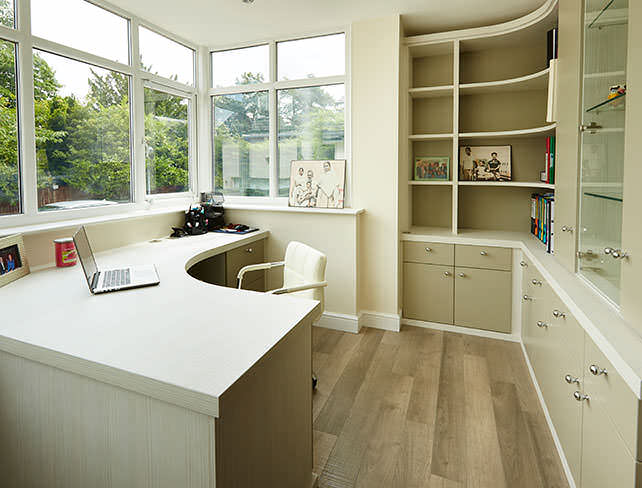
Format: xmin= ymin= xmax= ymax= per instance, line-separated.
xmin=0 ymin=234 xmax=30 ymax=288
xmin=414 ymin=156 xmax=450 ymax=181
xmin=459 ymin=145 xmax=512 ymax=182
xmin=289 ymin=160 xmax=346 ymax=209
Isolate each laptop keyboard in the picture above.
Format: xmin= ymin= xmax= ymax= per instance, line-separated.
xmin=103 ymin=269 xmax=131 ymax=288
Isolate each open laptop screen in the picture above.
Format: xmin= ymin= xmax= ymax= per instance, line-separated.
xmin=73 ymin=226 xmax=98 ymax=288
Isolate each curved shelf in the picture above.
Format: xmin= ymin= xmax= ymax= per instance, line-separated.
xmin=459 ymin=124 xmax=557 ymax=139
xmin=409 ymin=85 xmax=454 ymax=99
xmin=409 ymin=133 xmax=454 ymax=141
xmin=460 ymin=68 xmax=550 ymax=95
xmin=459 ymin=181 xmax=554 ymax=189
xmin=409 ymin=180 xmax=453 ymax=186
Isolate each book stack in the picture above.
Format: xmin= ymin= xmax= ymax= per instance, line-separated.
xmin=531 ymin=193 xmax=555 ymax=253
xmin=545 ymin=136 xmax=556 ymax=184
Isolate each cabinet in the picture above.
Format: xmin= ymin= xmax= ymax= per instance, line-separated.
xmin=403 ymin=241 xmax=512 ymax=333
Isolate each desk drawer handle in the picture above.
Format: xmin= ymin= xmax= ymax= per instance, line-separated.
xmin=565 ymin=374 xmax=580 ymax=385
xmin=589 ymin=364 xmax=607 ymax=376
xmin=523 ymin=294 xmax=532 ymax=301
xmin=245 ymin=248 xmax=254 ymax=253
xmin=443 ymin=271 xmax=451 ymax=277
xmin=573 ymin=391 xmax=589 ymax=402
xmin=552 ymin=309 xmax=566 ymax=319
xmin=531 ymin=279 xmax=542 ymax=286
xmin=458 ymin=272 xmax=466 ymax=278
xmin=425 ymin=247 xmax=432 ymax=253
xmin=536 ymin=321 xmax=549 ymax=329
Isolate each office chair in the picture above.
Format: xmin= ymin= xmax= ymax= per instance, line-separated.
xmin=237 ymin=241 xmax=328 ymax=389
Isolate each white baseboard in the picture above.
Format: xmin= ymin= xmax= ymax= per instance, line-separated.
xmin=520 ymin=342 xmax=577 ymax=488
xmin=316 ymin=312 xmax=360 ymax=333
xmin=359 ymin=311 xmax=401 ymax=332
xmin=401 ymin=318 xmax=520 ymax=342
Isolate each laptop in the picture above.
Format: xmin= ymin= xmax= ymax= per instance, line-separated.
xmin=73 ymin=226 xmax=160 ymax=294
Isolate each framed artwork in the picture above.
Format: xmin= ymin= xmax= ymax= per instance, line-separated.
xmin=289 ymin=160 xmax=346 ymax=209
xmin=459 ymin=145 xmax=512 ymax=182
xmin=414 ymin=157 xmax=450 ymax=181
xmin=0 ymin=234 xmax=29 ymax=288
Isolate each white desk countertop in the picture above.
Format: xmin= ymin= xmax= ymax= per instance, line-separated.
xmin=0 ymin=230 xmax=320 ymax=417
xmin=403 ymin=227 xmax=642 ymax=399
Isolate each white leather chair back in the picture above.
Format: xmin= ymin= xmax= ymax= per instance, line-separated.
xmin=283 ymin=241 xmax=327 ymax=319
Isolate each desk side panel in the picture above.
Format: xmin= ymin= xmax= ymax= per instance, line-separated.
xmin=216 ymin=317 xmax=313 ymax=488
xmin=0 ymin=350 xmax=216 ymax=488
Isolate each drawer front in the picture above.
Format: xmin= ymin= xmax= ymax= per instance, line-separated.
xmin=585 ymin=337 xmax=641 ymax=460
xmin=454 ymin=267 xmax=511 ymax=333
xmin=581 ymin=397 xmax=639 ymax=488
xmin=455 ymin=244 xmax=512 ymax=271
xmin=403 ymin=241 xmax=454 ymax=266
xmin=403 ymin=263 xmax=454 ymax=324
xmin=522 ymin=275 xmax=552 ymax=388
xmin=226 ymin=239 xmax=265 ymax=287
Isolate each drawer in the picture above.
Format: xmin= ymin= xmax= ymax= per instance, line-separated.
xmin=453 ymin=267 xmax=511 ymax=333
xmin=584 ymin=337 xmax=642 ymax=460
xmin=403 ymin=241 xmax=454 ymax=266
xmin=226 ymin=239 xmax=265 ymax=287
xmin=403 ymin=263 xmax=454 ymax=324
xmin=455 ymin=244 xmax=512 ymax=271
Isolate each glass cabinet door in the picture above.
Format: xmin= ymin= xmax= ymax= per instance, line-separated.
xmin=578 ymin=0 xmax=628 ymax=304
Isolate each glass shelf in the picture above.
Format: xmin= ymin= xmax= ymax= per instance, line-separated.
xmin=583 ymin=191 xmax=623 ymax=203
xmin=588 ymin=0 xmax=616 ymax=28
xmin=586 ymin=92 xmax=626 ymax=112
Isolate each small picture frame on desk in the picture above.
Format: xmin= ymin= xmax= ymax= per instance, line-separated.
xmin=414 ymin=156 xmax=450 ymax=181
xmin=0 ymin=234 xmax=29 ymax=288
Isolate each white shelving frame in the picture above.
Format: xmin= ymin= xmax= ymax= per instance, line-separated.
xmin=402 ymin=0 xmax=559 ymax=235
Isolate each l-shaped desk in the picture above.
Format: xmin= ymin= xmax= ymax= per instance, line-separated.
xmin=0 ymin=230 xmax=320 ymax=488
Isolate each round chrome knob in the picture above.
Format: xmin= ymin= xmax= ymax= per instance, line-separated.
xmin=552 ymin=309 xmax=566 ymax=319
xmin=425 ymin=247 xmax=432 ymax=253
xmin=589 ymin=364 xmax=607 ymax=376
xmin=523 ymin=294 xmax=532 ymax=301
xmin=536 ymin=321 xmax=549 ymax=329
xmin=458 ymin=272 xmax=466 ymax=278
xmin=604 ymin=247 xmax=614 ymax=255
xmin=245 ymin=248 xmax=254 ymax=253
xmin=561 ymin=226 xmax=574 ymax=233
xmin=444 ymin=271 xmax=451 ymax=277
xmin=531 ymin=279 xmax=542 ymax=286
xmin=573 ymin=391 xmax=589 ymax=402
xmin=611 ymin=249 xmax=628 ymax=260
xmin=565 ymin=374 xmax=580 ymax=385
xmin=480 ymin=251 xmax=488 ymax=256
xmin=520 ymin=261 xmax=528 ymax=268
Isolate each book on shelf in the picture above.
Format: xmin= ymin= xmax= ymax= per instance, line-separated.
xmin=547 ymin=27 xmax=558 ymax=64
xmin=545 ymin=136 xmax=556 ymax=184
xmin=531 ymin=193 xmax=555 ymax=254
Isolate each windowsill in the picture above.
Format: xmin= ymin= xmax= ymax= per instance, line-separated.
xmin=223 ymin=202 xmax=364 ymax=216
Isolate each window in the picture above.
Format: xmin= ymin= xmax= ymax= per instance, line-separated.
xmin=211 ymin=33 xmax=347 ymax=199
xmin=277 ymin=33 xmax=345 ymax=81
xmin=213 ymin=91 xmax=269 ymax=196
xmin=139 ymin=26 xmax=194 ymax=86
xmin=211 ymin=44 xmax=269 ymax=88
xmin=31 ymin=0 xmax=129 ymax=64
xmin=34 ymin=50 xmax=132 ymax=211
xmin=277 ymin=84 xmax=345 ymax=196
xmin=144 ymin=87 xmax=190 ymax=195
xmin=0 ymin=0 xmax=14 ymax=28
xmin=0 ymin=39 xmax=19 ymax=215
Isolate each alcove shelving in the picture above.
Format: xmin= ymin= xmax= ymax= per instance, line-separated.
xmin=401 ymin=1 xmax=558 ymax=234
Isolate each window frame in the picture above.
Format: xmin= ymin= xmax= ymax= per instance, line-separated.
xmin=0 ymin=0 xmax=199 ymax=230
xmin=208 ymin=28 xmax=351 ymax=204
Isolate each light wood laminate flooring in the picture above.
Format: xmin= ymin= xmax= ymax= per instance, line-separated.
xmin=312 ymin=325 xmax=569 ymax=488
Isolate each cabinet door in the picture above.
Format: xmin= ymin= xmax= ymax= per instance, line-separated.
xmin=522 ymin=267 xmax=551 ymax=373
xmin=403 ymin=263 xmax=454 ymax=324
xmin=454 ymin=267 xmax=511 ymax=333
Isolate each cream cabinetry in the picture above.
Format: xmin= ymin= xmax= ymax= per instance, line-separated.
xmin=403 ymin=241 xmax=512 ymax=333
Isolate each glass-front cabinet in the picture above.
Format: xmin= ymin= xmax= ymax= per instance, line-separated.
xmin=577 ymin=0 xmax=629 ymax=304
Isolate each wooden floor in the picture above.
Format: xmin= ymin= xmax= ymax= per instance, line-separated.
xmin=312 ymin=325 xmax=569 ymax=488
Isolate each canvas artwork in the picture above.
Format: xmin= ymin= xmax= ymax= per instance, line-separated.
xmin=414 ymin=157 xmax=450 ymax=181
xmin=289 ymin=160 xmax=346 ymax=209
xmin=459 ymin=145 xmax=512 ymax=181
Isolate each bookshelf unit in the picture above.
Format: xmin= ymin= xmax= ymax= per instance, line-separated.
xmin=401 ymin=1 xmax=559 ymax=235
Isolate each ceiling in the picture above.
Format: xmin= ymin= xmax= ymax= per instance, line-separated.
xmin=108 ymin=0 xmax=547 ymax=47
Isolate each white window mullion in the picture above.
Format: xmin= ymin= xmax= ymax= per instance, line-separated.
xmin=16 ymin=0 xmax=37 ymax=217
xmin=269 ymin=41 xmax=278 ymax=198
xmin=197 ymin=46 xmax=211 ymax=194
xmin=130 ymin=17 xmax=146 ymax=206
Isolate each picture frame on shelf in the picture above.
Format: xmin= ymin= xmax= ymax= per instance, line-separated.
xmin=459 ymin=145 xmax=512 ymax=182
xmin=0 ymin=234 xmax=30 ymax=288
xmin=288 ymin=160 xmax=346 ymax=209
xmin=414 ymin=156 xmax=450 ymax=181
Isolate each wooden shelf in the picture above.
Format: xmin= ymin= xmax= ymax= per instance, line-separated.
xmin=459 ymin=181 xmax=554 ymax=189
xmin=459 ymin=124 xmax=557 ymax=139
xmin=460 ymin=68 xmax=549 ymax=95
xmin=409 ymin=133 xmax=454 ymax=141
xmin=409 ymin=180 xmax=453 ymax=186
xmin=409 ymin=85 xmax=454 ymax=98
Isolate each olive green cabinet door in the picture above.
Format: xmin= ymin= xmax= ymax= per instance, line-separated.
xmin=453 ymin=267 xmax=511 ymax=333
xmin=403 ymin=263 xmax=454 ymax=324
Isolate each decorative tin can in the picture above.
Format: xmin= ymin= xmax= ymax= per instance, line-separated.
xmin=54 ymin=238 xmax=77 ymax=268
